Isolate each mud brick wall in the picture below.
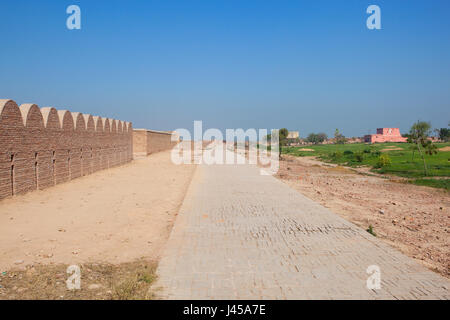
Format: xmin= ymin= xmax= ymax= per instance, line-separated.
xmin=132 ymin=129 xmax=179 ymax=158
xmin=0 ymin=99 xmax=133 ymax=201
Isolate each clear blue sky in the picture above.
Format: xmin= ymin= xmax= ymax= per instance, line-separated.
xmin=1 ymin=0 xmax=449 ymax=137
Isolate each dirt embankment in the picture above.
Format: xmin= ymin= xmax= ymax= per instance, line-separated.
xmin=276 ymin=155 xmax=450 ymax=278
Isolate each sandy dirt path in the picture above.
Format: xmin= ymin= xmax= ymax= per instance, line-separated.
xmin=0 ymin=150 xmax=196 ymax=272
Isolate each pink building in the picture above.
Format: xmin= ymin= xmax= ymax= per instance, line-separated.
xmin=364 ymin=128 xmax=407 ymax=143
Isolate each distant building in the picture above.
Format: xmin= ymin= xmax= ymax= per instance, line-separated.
xmin=364 ymin=128 xmax=407 ymax=143
xmin=287 ymin=131 xmax=299 ymax=139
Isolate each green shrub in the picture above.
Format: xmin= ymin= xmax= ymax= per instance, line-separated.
xmin=376 ymin=154 xmax=392 ymax=167
xmin=363 ymin=148 xmax=371 ymax=154
xmin=343 ymin=150 xmax=353 ymax=155
xmin=331 ymin=151 xmax=343 ymax=160
xmin=371 ymin=150 xmax=381 ymax=157
xmin=354 ymin=151 xmax=364 ymax=162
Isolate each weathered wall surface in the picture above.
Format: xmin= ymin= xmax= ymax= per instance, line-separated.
xmin=133 ymin=129 xmax=179 ymax=158
xmin=0 ymin=99 xmax=133 ymax=200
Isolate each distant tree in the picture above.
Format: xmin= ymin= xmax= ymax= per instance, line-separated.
xmin=334 ymin=128 xmax=346 ymax=144
xmin=317 ymin=132 xmax=328 ymax=143
xmin=436 ymin=127 xmax=450 ymax=142
xmin=408 ymin=121 xmax=438 ymax=176
xmin=279 ymin=128 xmax=289 ymax=147
xmin=306 ymin=132 xmax=327 ymax=144
xmin=306 ymin=133 xmax=318 ymax=144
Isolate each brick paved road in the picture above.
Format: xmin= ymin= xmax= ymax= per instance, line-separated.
xmin=154 ymin=147 xmax=449 ymax=299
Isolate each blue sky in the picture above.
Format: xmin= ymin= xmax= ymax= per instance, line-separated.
xmin=0 ymin=0 xmax=449 ymax=137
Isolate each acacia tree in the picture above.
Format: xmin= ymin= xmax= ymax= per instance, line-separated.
xmin=408 ymin=121 xmax=438 ymax=176
xmin=334 ymin=128 xmax=346 ymax=144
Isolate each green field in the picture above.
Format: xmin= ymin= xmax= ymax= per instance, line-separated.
xmin=282 ymin=142 xmax=450 ymax=190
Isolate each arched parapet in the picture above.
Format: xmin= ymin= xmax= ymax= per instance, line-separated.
xmin=0 ymin=99 xmax=24 ymax=168
xmin=109 ymin=119 xmax=117 ymax=166
xmin=57 ymin=110 xmax=74 ymax=132
xmin=116 ymin=121 xmax=123 ymax=164
xmin=10 ymin=104 xmax=45 ymax=196
xmin=21 ymin=104 xmax=57 ymax=191
xmin=0 ymin=99 xmax=23 ymax=131
xmin=81 ymin=114 xmax=95 ymax=176
xmin=83 ymin=114 xmax=95 ymax=132
xmin=91 ymin=116 xmax=103 ymax=172
xmin=71 ymin=112 xmax=86 ymax=132
xmin=109 ymin=119 xmax=117 ymax=133
xmin=100 ymin=118 xmax=111 ymax=169
xmin=103 ymin=118 xmax=111 ymax=132
xmin=41 ymin=107 xmax=60 ymax=130
xmin=18 ymin=102 xmax=45 ymax=163
xmin=0 ymin=99 xmax=24 ymax=200
xmin=39 ymin=107 xmax=60 ymax=189
xmin=19 ymin=104 xmax=44 ymax=129
xmin=124 ymin=122 xmax=132 ymax=136
xmin=56 ymin=110 xmax=74 ymax=174
xmin=69 ymin=113 xmax=85 ymax=179
xmin=93 ymin=116 xmax=103 ymax=133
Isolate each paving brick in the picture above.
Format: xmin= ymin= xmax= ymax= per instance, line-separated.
xmin=154 ymin=146 xmax=450 ymax=299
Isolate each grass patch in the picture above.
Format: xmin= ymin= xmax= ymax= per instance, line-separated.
xmin=409 ymin=178 xmax=450 ymax=190
xmin=283 ymin=142 xmax=450 ymax=184
xmin=366 ymin=225 xmax=377 ymax=237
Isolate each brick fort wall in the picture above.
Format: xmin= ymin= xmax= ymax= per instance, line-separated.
xmin=0 ymin=99 xmax=133 ymax=200
xmin=132 ymin=129 xmax=179 ymax=158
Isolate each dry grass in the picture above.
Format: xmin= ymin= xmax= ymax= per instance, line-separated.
xmin=0 ymin=259 xmax=158 ymax=300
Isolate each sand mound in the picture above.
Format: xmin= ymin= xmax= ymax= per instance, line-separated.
xmin=439 ymin=146 xmax=450 ymax=151
xmin=299 ymin=148 xmax=314 ymax=152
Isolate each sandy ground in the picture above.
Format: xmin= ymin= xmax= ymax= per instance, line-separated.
xmin=0 ymin=150 xmax=196 ymax=272
xmin=276 ymin=155 xmax=449 ymax=278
